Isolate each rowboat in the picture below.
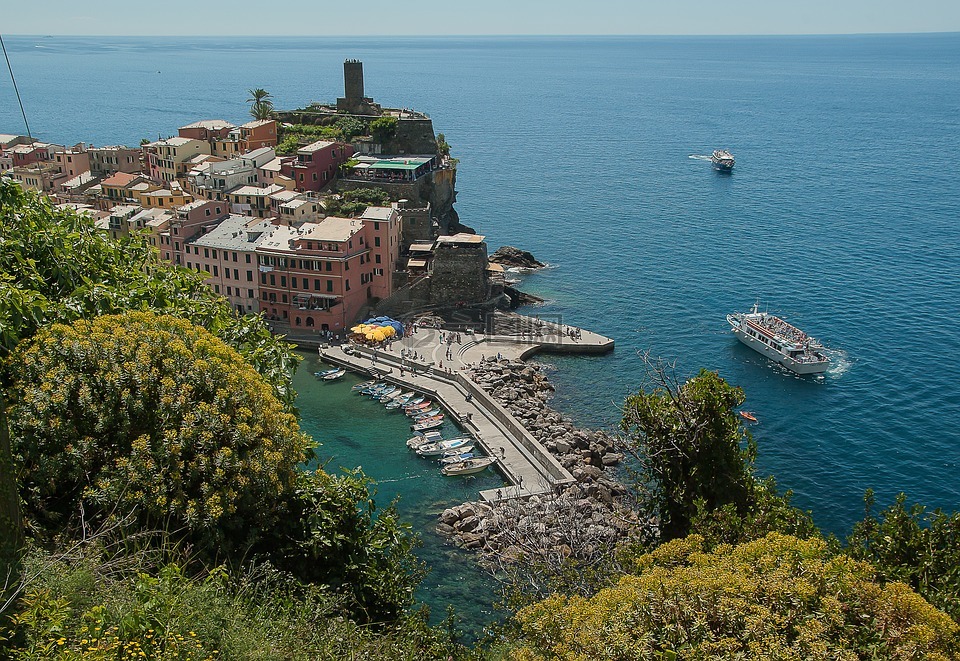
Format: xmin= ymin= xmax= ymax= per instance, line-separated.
xmin=416 ymin=437 xmax=472 ymax=457
xmin=378 ymin=389 xmax=403 ymax=402
xmin=440 ymin=457 xmax=497 ymax=476
xmin=402 ymin=396 xmax=425 ymax=408
xmin=407 ymin=430 xmax=444 ymax=449
xmin=314 ymin=369 xmax=340 ymax=379
xmin=411 ymin=408 xmax=441 ymax=420
xmin=322 ymin=369 xmax=346 ymax=381
xmin=740 ymin=411 xmax=758 ymax=422
xmin=412 ymin=416 xmax=445 ymax=432
xmin=405 ymin=402 xmax=433 ymax=415
xmin=440 ymin=451 xmax=476 ymax=465
xmin=352 ymin=380 xmax=378 ymax=392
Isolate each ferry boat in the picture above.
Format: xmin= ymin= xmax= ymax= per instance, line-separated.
xmin=727 ymin=303 xmax=829 ymax=375
xmin=711 ymin=149 xmax=735 ymax=172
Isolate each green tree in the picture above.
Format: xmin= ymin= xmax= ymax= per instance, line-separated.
xmin=511 ymin=533 xmax=960 ymax=660
xmin=370 ymin=116 xmax=398 ymax=143
xmin=247 ymin=87 xmax=274 ymax=121
xmin=847 ymin=490 xmax=960 ymax=623
xmin=8 ymin=312 xmax=309 ymax=557
xmin=334 ymin=116 xmax=366 ymax=142
xmin=620 ymin=359 xmax=755 ymax=541
xmin=436 ymin=132 xmax=451 ymax=156
xmin=324 ymin=188 xmax=391 ymax=218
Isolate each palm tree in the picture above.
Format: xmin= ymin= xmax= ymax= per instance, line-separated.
xmin=246 ymin=88 xmax=274 ymax=120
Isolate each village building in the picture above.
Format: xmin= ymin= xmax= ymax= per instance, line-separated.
xmin=99 ymin=172 xmax=158 ymax=209
xmin=227 ymin=183 xmax=285 ymax=218
xmin=281 ymin=140 xmax=351 ymax=192
xmin=10 ymin=163 xmax=67 ymax=193
xmin=186 ymin=215 xmax=272 ymax=314
xmin=143 ymin=136 xmax=211 ymax=183
xmin=157 ymin=199 xmax=230 ymax=264
xmin=88 ymin=146 xmax=141 ymax=177
xmin=187 ymin=147 xmax=275 ymax=200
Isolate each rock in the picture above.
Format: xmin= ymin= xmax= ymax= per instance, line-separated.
xmin=436 ymin=522 xmax=455 ymax=536
xmin=440 ymin=508 xmax=460 ymax=525
xmin=456 ymin=515 xmax=480 ymax=532
xmin=554 ymin=439 xmax=572 ymax=454
xmin=489 ymin=246 xmax=546 ymax=269
xmin=601 ymin=452 xmax=623 ymax=466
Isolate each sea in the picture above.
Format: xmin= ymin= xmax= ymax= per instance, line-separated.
xmin=3 ymin=33 xmax=959 ymax=633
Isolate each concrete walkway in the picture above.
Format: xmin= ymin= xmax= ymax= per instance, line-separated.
xmin=320 ymin=342 xmax=574 ymax=501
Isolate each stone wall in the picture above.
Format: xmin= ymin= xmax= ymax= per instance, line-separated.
xmin=430 ymin=241 xmax=489 ymax=306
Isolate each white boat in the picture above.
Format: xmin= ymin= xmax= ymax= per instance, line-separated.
xmin=314 ymin=368 xmax=340 ymax=378
xmin=440 ymin=457 xmax=497 ymax=476
xmin=403 ymin=396 xmax=425 ymax=408
xmin=352 ymin=379 xmax=378 ymax=392
xmin=416 ymin=437 xmax=472 ymax=457
xmin=406 ymin=430 xmax=444 ymax=449
xmin=411 ymin=408 xmax=441 ymax=420
xmin=711 ymin=149 xmax=735 ymax=172
xmin=439 ymin=447 xmax=475 ymax=462
xmin=405 ymin=401 xmax=433 ymax=416
xmin=378 ymin=389 xmax=404 ymax=402
xmin=322 ymin=369 xmax=346 ymax=380
xmin=727 ymin=303 xmax=829 ymax=375
xmin=412 ymin=416 xmax=444 ymax=432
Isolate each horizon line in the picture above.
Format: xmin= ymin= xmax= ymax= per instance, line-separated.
xmin=6 ymin=30 xmax=960 ymax=38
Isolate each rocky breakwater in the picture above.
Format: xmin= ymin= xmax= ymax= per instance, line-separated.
xmin=437 ymin=359 xmax=651 ymax=564
xmin=488 ymin=245 xmax=546 ymax=270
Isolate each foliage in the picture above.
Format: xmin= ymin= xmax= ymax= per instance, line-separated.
xmin=275 ymin=134 xmax=302 ymax=155
xmin=0 ymin=180 xmax=298 ymax=408
xmin=4 ymin=544 xmax=469 ymax=660
xmin=270 ymin=469 xmax=425 ymax=623
xmin=246 ymin=88 xmax=274 ymax=121
xmin=688 ymin=475 xmax=821 ymax=549
xmin=847 ymin=490 xmax=960 ymax=623
xmin=276 ymin=117 xmax=366 ymax=154
xmin=8 ymin=312 xmax=309 ymax=558
xmin=619 ymin=361 xmax=755 ymax=541
xmin=369 ymin=116 xmax=398 ymax=143
xmin=436 ymin=132 xmax=451 ymax=156
xmin=510 ymin=533 xmax=960 ymax=660
xmin=323 ymin=188 xmax=391 ymax=218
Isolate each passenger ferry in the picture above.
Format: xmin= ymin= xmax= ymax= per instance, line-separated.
xmin=711 ymin=149 xmax=735 ymax=172
xmin=727 ymin=303 xmax=829 ymax=375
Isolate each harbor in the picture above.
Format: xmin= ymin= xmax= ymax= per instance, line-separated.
xmin=316 ymin=320 xmax=614 ymax=502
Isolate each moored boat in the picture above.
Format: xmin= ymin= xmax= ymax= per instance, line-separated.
xmin=440 ymin=457 xmax=497 ymax=476
xmin=314 ymin=368 xmax=340 ymax=379
xmin=352 ymin=379 xmax=378 ymax=392
xmin=411 ymin=408 xmax=441 ymax=420
xmin=416 ymin=437 xmax=472 ymax=457
xmin=727 ymin=303 xmax=829 ymax=375
xmin=322 ymin=368 xmax=346 ymax=380
xmin=711 ymin=149 xmax=735 ymax=172
xmin=407 ymin=430 xmax=444 ymax=449
xmin=439 ymin=451 xmax=476 ymax=465
xmin=412 ymin=415 xmax=444 ymax=432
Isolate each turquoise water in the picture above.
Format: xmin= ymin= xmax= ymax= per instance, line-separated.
xmin=292 ymin=354 xmax=506 ymax=629
xmin=4 ymin=33 xmax=960 ymax=625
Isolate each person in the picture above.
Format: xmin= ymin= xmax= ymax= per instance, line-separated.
xmin=496 ymin=489 xmax=503 ymax=501
xmin=500 ymin=446 xmax=506 ymax=458
xmin=465 ymin=393 xmax=472 ymax=403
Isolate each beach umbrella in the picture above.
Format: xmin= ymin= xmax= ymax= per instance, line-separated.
xmin=372 ymin=330 xmax=386 ymax=342
xmin=383 ymin=326 xmax=396 ymax=338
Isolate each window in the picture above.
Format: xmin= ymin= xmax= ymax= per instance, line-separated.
xmin=214 ymin=285 xmax=220 ymax=293
xmin=312 ymin=173 xmax=317 ymax=181
xmin=291 ymin=277 xmax=298 ymax=289
xmin=194 ymin=246 xmax=199 ymax=255
xmin=225 ymin=269 xmax=230 ymax=280
xmin=248 ymin=289 xmax=254 ymax=298
xmin=212 ymin=250 xmax=217 ymax=259
xmin=270 ymin=274 xmax=275 ymax=286
xmin=260 ymin=273 xmax=266 ymax=284
xmin=205 ymin=209 xmax=211 ymax=217
xmin=213 ymin=266 xmax=218 ymax=277
xmin=325 ymin=262 xmax=332 ymax=272
xmin=245 ymin=254 xmax=251 ymax=263
xmin=247 ymin=271 xmax=253 ymax=282
xmin=374 ymin=236 xmax=381 ymax=247
xmin=233 ymin=252 xmax=238 ymax=262
xmin=227 ymin=286 xmax=232 ymax=296
xmin=345 ymin=279 xmax=350 ymax=291
xmin=344 ymin=262 xmax=350 ymax=271
xmin=280 ymin=276 xmax=286 ymax=287
xmin=326 ymin=280 xmax=333 ymax=292
xmin=314 ymin=279 xmax=320 ymax=291
xmin=281 ymin=294 xmax=287 ymax=303
xmin=174 ymin=242 xmax=180 ymax=251
xmin=234 ymin=269 xmax=239 ymax=280
xmin=204 ymin=248 xmax=209 ymax=258
xmin=375 ymin=254 xmax=381 ymax=264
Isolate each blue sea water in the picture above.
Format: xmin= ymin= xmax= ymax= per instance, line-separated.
xmin=4 ymin=33 xmax=960 ymax=626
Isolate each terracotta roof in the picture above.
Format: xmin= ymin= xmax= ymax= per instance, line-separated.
xmin=101 ymin=172 xmax=139 ymax=187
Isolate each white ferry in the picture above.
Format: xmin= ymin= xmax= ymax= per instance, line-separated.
xmin=711 ymin=149 xmax=735 ymax=172
xmin=727 ymin=303 xmax=829 ymax=375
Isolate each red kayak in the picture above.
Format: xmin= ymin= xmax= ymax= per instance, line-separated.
xmin=739 ymin=411 xmax=758 ymax=422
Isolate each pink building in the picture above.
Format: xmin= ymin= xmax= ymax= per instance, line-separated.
xmin=281 ymin=140 xmax=352 ymax=192
xmin=157 ymin=199 xmax=230 ymax=264
xmin=256 ymin=207 xmax=399 ymax=331
xmin=53 ymin=148 xmax=90 ymax=178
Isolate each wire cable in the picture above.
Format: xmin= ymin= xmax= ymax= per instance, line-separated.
xmin=0 ymin=33 xmax=31 ymax=138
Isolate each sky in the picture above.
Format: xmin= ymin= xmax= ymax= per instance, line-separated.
xmin=4 ymin=0 xmax=960 ymax=36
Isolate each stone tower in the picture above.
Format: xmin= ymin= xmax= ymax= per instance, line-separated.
xmin=343 ymin=59 xmax=364 ymax=104
xmin=337 ymin=59 xmax=382 ymax=115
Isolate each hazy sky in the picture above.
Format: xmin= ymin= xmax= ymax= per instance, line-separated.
xmin=5 ymin=0 xmax=960 ymax=36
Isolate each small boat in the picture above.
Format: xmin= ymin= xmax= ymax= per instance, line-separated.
xmin=727 ymin=302 xmax=830 ymax=375
xmin=440 ymin=451 xmax=476 ymax=465
xmin=440 ymin=457 xmax=497 ymax=476
xmin=412 ymin=416 xmax=445 ymax=432
xmin=385 ymin=400 xmax=405 ymax=410
xmin=403 ymin=396 xmax=425 ymax=408
xmin=740 ymin=411 xmax=758 ymax=422
xmin=711 ymin=149 xmax=735 ymax=172
xmin=407 ymin=430 xmax=444 ymax=449
xmin=377 ymin=388 xmax=402 ymax=402
xmin=314 ymin=369 xmax=340 ymax=379
xmin=371 ymin=385 xmax=397 ymax=399
xmin=352 ymin=380 xmax=378 ymax=392
xmin=405 ymin=402 xmax=433 ymax=415
xmin=394 ymin=391 xmax=416 ymax=403
xmin=416 ymin=437 xmax=472 ymax=457
xmin=322 ymin=369 xmax=346 ymax=381
xmin=411 ymin=408 xmax=441 ymax=420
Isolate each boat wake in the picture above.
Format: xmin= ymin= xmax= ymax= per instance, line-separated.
xmin=823 ymin=348 xmax=852 ymax=378
xmin=688 ymin=154 xmax=713 ymax=161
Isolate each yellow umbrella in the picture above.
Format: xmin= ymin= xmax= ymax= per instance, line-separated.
xmin=372 ymin=330 xmax=386 ymax=342
xmin=383 ymin=326 xmax=396 ymax=337
xmin=351 ymin=325 xmax=364 ymax=333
